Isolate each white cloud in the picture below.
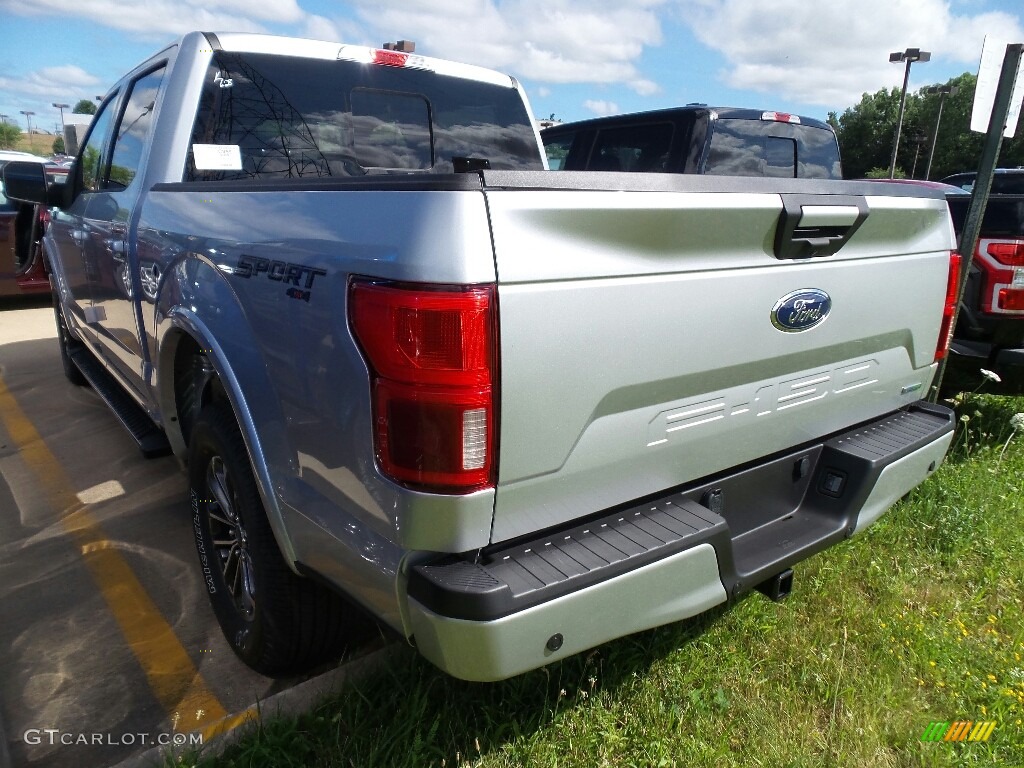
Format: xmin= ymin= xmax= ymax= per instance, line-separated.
xmin=584 ymin=99 xmax=620 ymax=116
xmin=681 ymin=0 xmax=1024 ymax=108
xmin=346 ymin=0 xmax=668 ymax=89
xmin=0 ymin=0 xmax=274 ymax=37
xmin=0 ymin=65 xmax=101 ymax=99
xmin=630 ymin=78 xmax=661 ymax=96
xmin=302 ymin=14 xmax=369 ymax=45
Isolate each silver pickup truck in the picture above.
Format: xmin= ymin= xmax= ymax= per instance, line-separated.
xmin=4 ymin=32 xmax=959 ymax=682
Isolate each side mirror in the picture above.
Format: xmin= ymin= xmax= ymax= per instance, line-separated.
xmin=2 ymin=162 xmax=68 ymax=208
xmin=2 ymin=162 xmax=48 ymax=205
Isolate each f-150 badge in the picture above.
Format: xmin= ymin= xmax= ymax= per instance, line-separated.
xmin=771 ymin=289 xmax=831 ymax=332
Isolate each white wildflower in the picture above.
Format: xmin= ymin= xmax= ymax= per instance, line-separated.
xmin=980 ymin=368 xmax=1002 ymax=383
xmin=1012 ymin=413 xmax=1024 ymax=431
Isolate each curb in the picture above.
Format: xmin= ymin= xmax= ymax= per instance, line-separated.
xmin=109 ymin=643 xmax=406 ymax=768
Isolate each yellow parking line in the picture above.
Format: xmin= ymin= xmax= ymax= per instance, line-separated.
xmin=0 ymin=374 xmax=248 ymax=736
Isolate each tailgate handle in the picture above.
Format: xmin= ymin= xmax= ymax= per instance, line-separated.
xmin=774 ymin=195 xmax=869 ymax=260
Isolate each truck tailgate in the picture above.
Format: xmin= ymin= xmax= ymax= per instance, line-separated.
xmin=481 ymin=172 xmax=954 ymax=544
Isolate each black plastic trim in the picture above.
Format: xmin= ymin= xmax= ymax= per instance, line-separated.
xmin=409 ymin=498 xmax=730 ymax=622
xmin=152 ymin=174 xmax=484 ymax=194
xmin=773 ymin=194 xmax=869 ymax=259
xmin=408 ymin=402 xmax=954 ymax=622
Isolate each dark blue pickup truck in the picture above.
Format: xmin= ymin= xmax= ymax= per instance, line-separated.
xmin=541 ymin=106 xmax=842 ymax=179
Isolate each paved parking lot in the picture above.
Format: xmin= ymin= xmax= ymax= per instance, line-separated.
xmin=0 ymin=301 xmax=314 ymax=767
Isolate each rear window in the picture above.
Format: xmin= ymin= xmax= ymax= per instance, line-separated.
xmin=187 ymin=51 xmax=542 ymax=181
xmin=704 ymin=118 xmax=841 ymax=179
xmin=587 ymin=122 xmax=674 ymax=172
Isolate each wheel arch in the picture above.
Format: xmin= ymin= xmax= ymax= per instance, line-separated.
xmin=156 ymin=311 xmax=300 ymax=569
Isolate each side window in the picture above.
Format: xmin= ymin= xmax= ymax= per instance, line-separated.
xmin=79 ymin=97 xmax=118 ymax=192
xmin=543 ymin=134 xmax=573 ymax=170
xmin=589 ymin=123 xmax=674 ymax=173
xmin=107 ymin=66 xmax=166 ymax=191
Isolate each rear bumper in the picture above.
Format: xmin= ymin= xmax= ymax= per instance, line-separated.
xmin=406 ymin=402 xmax=955 ymax=681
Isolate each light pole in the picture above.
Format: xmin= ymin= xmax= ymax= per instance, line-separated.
xmin=910 ymin=133 xmax=929 ymax=178
xmin=20 ymin=110 xmax=36 ymax=151
xmin=924 ymin=84 xmax=958 ymax=180
xmin=888 ymin=47 xmax=931 ymax=179
xmin=52 ymin=102 xmax=69 ymax=150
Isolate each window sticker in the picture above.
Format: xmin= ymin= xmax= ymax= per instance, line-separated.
xmin=192 ymin=144 xmax=242 ymax=171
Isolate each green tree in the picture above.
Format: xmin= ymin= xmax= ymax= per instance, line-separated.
xmin=829 ymin=87 xmax=904 ymax=178
xmin=73 ymin=99 xmax=97 ymax=115
xmin=52 ymin=136 xmax=65 ymax=154
xmin=832 ymin=72 xmax=1024 ymax=180
xmin=0 ymin=121 xmax=21 ymax=149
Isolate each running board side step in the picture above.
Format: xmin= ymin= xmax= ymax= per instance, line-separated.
xmin=69 ymin=346 xmax=172 ymax=458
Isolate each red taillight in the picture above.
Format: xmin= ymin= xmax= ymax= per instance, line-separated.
xmin=976 ymin=238 xmax=1024 ymax=314
xmin=987 ymin=240 xmax=1024 ymax=266
xmin=373 ymin=49 xmax=409 ymax=68
xmin=349 ymin=280 xmax=497 ymax=493
xmin=761 ymin=111 xmax=801 ymax=124
xmin=935 ymin=251 xmax=961 ymax=362
xmin=998 ymin=287 xmax=1024 ymax=311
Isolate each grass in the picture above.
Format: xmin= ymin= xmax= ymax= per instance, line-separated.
xmin=170 ymin=393 xmax=1024 ymax=768
xmin=4 ymin=132 xmax=58 ymax=156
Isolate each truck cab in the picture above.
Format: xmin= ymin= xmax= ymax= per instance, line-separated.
xmin=542 ymin=106 xmax=842 ymax=179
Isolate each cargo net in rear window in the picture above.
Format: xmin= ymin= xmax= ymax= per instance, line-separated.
xmin=186 ymin=51 xmax=542 ymax=181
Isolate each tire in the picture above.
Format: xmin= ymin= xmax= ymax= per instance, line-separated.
xmin=188 ymin=402 xmax=352 ymax=675
xmin=52 ymin=286 xmax=87 ymax=387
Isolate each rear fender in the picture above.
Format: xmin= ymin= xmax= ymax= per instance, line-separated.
xmin=154 ymin=255 xmax=298 ymax=567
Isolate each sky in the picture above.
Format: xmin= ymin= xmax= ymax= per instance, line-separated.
xmin=1 ymin=0 xmax=1024 ymax=140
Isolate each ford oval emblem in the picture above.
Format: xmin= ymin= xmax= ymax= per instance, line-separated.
xmin=771 ymin=289 xmax=831 ymax=333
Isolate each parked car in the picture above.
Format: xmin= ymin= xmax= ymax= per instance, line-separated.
xmin=0 ymin=151 xmax=57 ymax=298
xmin=944 ymin=190 xmax=1024 ymax=393
xmin=940 ymin=168 xmax=1024 ymax=194
xmin=5 ymin=32 xmax=957 ymax=682
xmin=541 ymin=106 xmax=842 ymax=178
xmin=877 ymin=175 xmax=1024 ymax=394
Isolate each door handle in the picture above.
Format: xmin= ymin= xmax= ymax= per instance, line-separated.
xmin=774 ymin=195 xmax=869 ymax=259
xmin=70 ymin=229 xmax=86 ymax=244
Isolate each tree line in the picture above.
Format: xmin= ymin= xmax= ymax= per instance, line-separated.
xmin=828 ymin=72 xmax=1024 ymax=180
